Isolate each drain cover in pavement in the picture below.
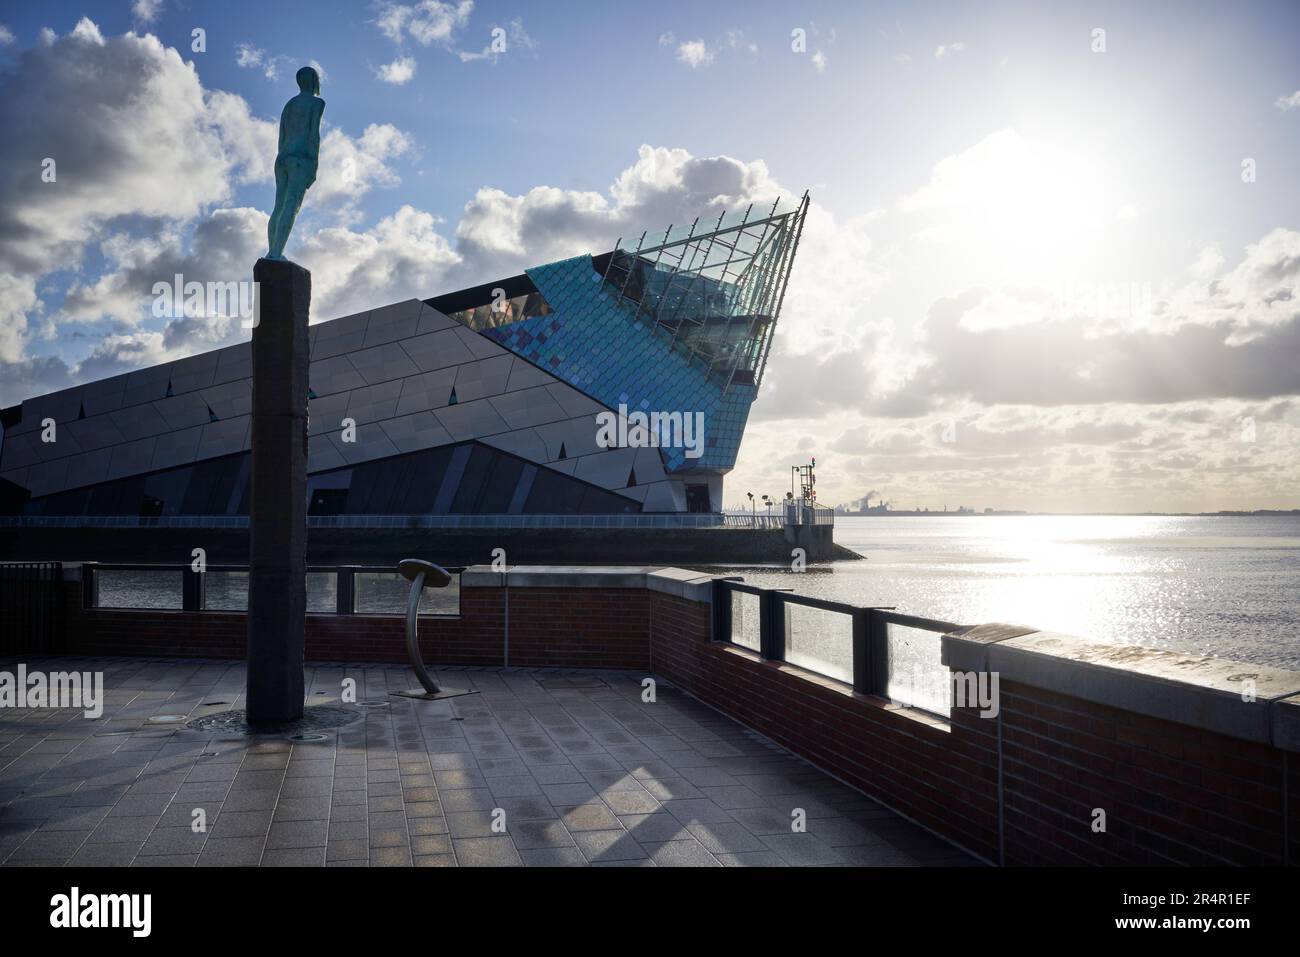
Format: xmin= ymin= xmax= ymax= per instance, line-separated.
xmin=185 ymin=705 xmax=361 ymax=736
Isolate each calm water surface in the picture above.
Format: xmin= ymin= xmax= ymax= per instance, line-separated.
xmin=708 ymin=515 xmax=1300 ymax=669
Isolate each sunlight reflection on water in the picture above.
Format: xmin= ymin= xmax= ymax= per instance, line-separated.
xmin=705 ymin=515 xmax=1300 ymax=669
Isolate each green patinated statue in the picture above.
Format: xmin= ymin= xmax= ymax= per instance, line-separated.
xmin=266 ymin=67 xmax=325 ymax=261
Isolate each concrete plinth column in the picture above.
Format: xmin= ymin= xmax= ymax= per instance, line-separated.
xmin=246 ymin=258 xmax=310 ymax=723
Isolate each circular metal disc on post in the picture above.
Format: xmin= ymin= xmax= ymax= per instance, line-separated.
xmin=399 ymin=558 xmax=452 ymax=588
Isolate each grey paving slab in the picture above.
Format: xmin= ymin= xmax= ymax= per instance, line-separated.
xmin=520 ymin=846 xmax=586 ymax=867
xmin=643 ymin=839 xmax=723 ymax=867
xmin=0 ymin=658 xmax=978 ymax=868
xmin=454 ymin=836 xmax=522 ymax=866
xmin=572 ymin=828 xmax=648 ymax=863
xmin=197 ymin=836 xmax=265 ymax=867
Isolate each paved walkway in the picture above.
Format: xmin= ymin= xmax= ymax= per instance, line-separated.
xmin=0 ymin=657 xmax=979 ymax=866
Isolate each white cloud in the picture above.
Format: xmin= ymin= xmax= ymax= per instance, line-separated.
xmin=235 ymin=42 xmax=262 ymax=67
xmin=812 ymin=50 xmax=827 ymax=72
xmin=900 ymin=129 xmax=1027 ymax=211
xmin=375 ymin=0 xmax=473 ymax=46
xmin=298 ymin=205 xmax=460 ymax=318
xmin=1188 ymin=245 xmax=1226 ymax=281
xmin=235 ymin=42 xmax=274 ymax=78
xmin=70 ymin=17 xmax=104 ymax=45
xmin=61 ymin=208 xmax=267 ymax=328
xmin=665 ymin=28 xmax=759 ymax=70
xmin=0 ymin=273 xmax=39 ymax=363
xmin=0 ymin=24 xmax=15 ymax=45
xmin=676 ymin=39 xmax=713 ymax=68
xmin=235 ymin=43 xmax=325 ymax=83
xmin=1276 ymin=90 xmax=1300 ymax=111
xmin=375 ymin=55 xmax=417 ymax=84
xmin=311 ymin=124 xmax=415 ymax=218
xmin=724 ymin=29 xmax=758 ymax=57
xmin=132 ymin=0 xmax=163 ymax=24
xmin=0 ymin=23 xmax=251 ymax=283
xmin=373 ymin=2 xmax=529 ymax=66
xmin=448 ymin=144 xmax=818 ymax=291
xmin=205 ymin=91 xmax=278 ymax=185
xmin=877 ymin=229 xmax=1300 ymax=410
xmin=934 ymin=41 xmax=965 ymax=59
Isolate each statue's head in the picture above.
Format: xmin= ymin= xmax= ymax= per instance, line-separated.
xmin=296 ymin=66 xmax=320 ymax=96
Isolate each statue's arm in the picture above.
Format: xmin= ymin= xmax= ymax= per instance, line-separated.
xmin=278 ymin=103 xmax=289 ymax=154
xmin=308 ymin=100 xmax=324 ymax=160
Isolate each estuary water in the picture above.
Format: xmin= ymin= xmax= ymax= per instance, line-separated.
xmin=712 ymin=514 xmax=1300 ymax=670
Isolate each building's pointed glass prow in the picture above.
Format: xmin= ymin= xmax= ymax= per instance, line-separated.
xmin=599 ymin=192 xmax=809 ymax=392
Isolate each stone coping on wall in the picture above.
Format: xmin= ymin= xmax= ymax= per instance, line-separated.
xmin=942 ymin=623 xmax=1300 ymax=752
xmin=459 ymin=565 xmax=720 ymax=601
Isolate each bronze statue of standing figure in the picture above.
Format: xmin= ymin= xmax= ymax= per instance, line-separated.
xmin=266 ymin=66 xmax=325 ymax=261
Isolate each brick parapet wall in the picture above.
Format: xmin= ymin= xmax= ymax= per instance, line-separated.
xmin=646 ymin=589 xmax=1297 ymax=867
xmin=58 ymin=583 xmax=646 ymax=670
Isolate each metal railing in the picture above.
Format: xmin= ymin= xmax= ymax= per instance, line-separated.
xmin=783 ymin=502 xmax=835 ymax=526
xmin=721 ymin=512 xmax=783 ymax=529
xmin=0 ymin=561 xmax=63 ymax=655
xmin=80 ymin=562 xmax=464 ymax=617
xmin=712 ymin=579 xmax=961 ymax=715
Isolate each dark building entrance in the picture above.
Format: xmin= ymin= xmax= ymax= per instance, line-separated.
xmin=685 ymin=484 xmax=711 ymax=513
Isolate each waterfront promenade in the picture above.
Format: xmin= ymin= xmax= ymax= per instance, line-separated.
xmin=2 ymin=562 xmax=1297 ymax=867
xmin=0 ymin=658 xmax=974 ymax=867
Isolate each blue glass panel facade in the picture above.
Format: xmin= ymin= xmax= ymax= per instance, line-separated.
xmin=481 ymin=255 xmax=758 ymax=473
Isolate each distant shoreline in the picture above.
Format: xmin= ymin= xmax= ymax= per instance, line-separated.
xmin=830 ymin=509 xmax=1300 ymax=518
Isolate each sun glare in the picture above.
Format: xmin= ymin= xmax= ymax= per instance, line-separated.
xmin=912 ymin=129 xmax=1128 ymax=284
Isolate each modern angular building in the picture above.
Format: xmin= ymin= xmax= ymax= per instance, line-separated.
xmin=0 ymin=197 xmax=807 ymax=521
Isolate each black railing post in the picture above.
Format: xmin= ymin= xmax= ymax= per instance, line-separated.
xmin=81 ymin=562 xmax=99 ymax=609
xmin=182 ymin=566 xmax=206 ymax=611
xmin=852 ymin=609 xmax=870 ymax=694
xmin=52 ymin=561 xmax=65 ymax=654
xmin=336 ymin=566 xmax=356 ymax=615
xmin=711 ymin=578 xmax=731 ymax=641
xmin=760 ymin=590 xmax=785 ymax=661
xmin=866 ymin=609 xmax=890 ymax=697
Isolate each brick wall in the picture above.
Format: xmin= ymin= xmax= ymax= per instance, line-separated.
xmin=59 ymin=582 xmax=647 ymax=671
xmin=648 ymin=591 xmax=1297 ymax=866
xmin=996 ymin=680 xmax=1289 ymax=866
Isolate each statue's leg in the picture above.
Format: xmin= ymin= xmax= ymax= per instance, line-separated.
xmin=267 ymin=159 xmax=290 ymax=259
xmin=272 ymin=161 xmax=309 ymax=260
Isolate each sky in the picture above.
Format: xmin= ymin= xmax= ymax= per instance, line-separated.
xmin=0 ymin=0 xmax=1298 ymax=513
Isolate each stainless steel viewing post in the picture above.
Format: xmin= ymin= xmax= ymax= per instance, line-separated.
xmin=392 ymin=558 xmax=478 ymax=701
